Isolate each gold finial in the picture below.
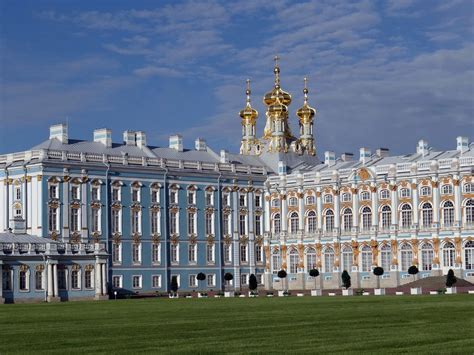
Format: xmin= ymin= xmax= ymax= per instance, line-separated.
xmin=303 ymin=77 xmax=308 ymax=104
xmin=246 ymin=79 xmax=251 ymax=106
xmin=273 ymin=55 xmax=280 ymax=88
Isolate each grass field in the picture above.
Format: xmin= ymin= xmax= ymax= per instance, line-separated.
xmin=1 ymin=295 xmax=473 ymax=354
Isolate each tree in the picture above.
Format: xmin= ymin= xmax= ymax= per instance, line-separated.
xmin=224 ymin=272 xmax=233 ymax=289
xmin=408 ymin=265 xmax=419 ymax=282
xmin=446 ymin=269 xmax=457 ymax=288
xmin=309 ymin=269 xmax=320 ymax=290
xmin=373 ymin=267 xmax=384 ymax=289
xmin=341 ymin=270 xmax=351 ymax=289
xmin=249 ymin=274 xmax=258 ymax=292
xmin=277 ymin=270 xmax=287 ymax=290
xmin=170 ymin=276 xmax=178 ymax=295
xmin=197 ymin=272 xmax=206 ymax=291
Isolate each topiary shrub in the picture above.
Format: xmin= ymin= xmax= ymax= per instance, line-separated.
xmin=309 ymin=269 xmax=320 ymax=290
xmin=170 ymin=275 xmax=178 ymax=295
xmin=408 ymin=265 xmax=419 ymax=282
xmin=446 ymin=269 xmax=457 ymax=287
xmin=249 ymin=274 xmax=258 ymax=292
xmin=224 ymin=272 xmax=233 ymax=289
xmin=277 ymin=269 xmax=287 ymax=290
xmin=373 ymin=266 xmax=384 ymax=289
xmin=341 ymin=270 xmax=351 ymax=289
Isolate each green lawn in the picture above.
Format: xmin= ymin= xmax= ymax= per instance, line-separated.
xmin=1 ymin=295 xmax=473 ymax=354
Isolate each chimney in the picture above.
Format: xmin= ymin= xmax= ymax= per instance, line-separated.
xmin=456 ymin=136 xmax=469 ymax=153
xmin=49 ymin=123 xmax=68 ymax=144
xmin=324 ymin=151 xmax=336 ymax=166
xmin=195 ymin=138 xmax=207 ymax=151
xmin=123 ymin=130 xmax=136 ymax=146
xmin=376 ymin=148 xmax=389 ymax=158
xmin=220 ymin=149 xmax=229 ymax=163
xmin=341 ymin=152 xmax=353 ymax=162
xmin=278 ymin=161 xmax=287 ymax=175
xmin=417 ymin=139 xmax=428 ymax=157
xmin=136 ymin=131 xmax=147 ymax=148
xmin=359 ymin=147 xmax=371 ymax=164
xmin=94 ymin=128 xmax=112 ymax=148
xmin=169 ymin=135 xmax=183 ymax=152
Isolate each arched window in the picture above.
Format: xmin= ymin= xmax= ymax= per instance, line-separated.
xmin=380 ymin=189 xmax=390 ymax=200
xmin=361 ymin=245 xmax=372 ymax=272
xmin=288 ymin=197 xmax=297 ymax=207
xmin=307 ymin=211 xmax=317 ymax=233
xmin=465 ymin=199 xmax=474 ymax=225
xmin=399 ymin=188 xmax=410 ymax=198
xmin=442 ymin=201 xmax=454 ymax=226
xmin=381 ymin=205 xmax=391 ymax=230
xmin=271 ymin=198 xmax=280 ymax=207
xmin=305 ymin=195 xmax=315 ymax=205
xmin=442 ymin=242 xmax=455 ymax=268
xmin=306 ymin=247 xmax=317 ymax=271
xmin=324 ymin=247 xmax=335 ymax=273
xmin=421 ymin=243 xmax=434 ymax=271
xmin=289 ymin=212 xmax=299 ymax=233
xmin=273 ymin=213 xmax=281 ymax=234
xmin=324 ymin=194 xmax=333 ymax=204
xmin=441 ymin=184 xmax=453 ymax=195
xmin=342 ymin=208 xmax=353 ymax=231
xmin=465 ymin=241 xmax=474 ymax=270
xmin=420 ymin=186 xmax=431 ymax=197
xmin=361 ymin=207 xmax=372 ymax=231
xmin=380 ymin=244 xmax=391 ymax=271
xmin=400 ymin=204 xmax=412 ymax=229
xmin=341 ymin=193 xmax=351 ymax=202
xmin=360 ymin=191 xmax=370 ymax=201
xmin=289 ymin=248 xmax=299 ymax=274
xmin=272 ymin=249 xmax=281 ymax=274
xmin=325 ymin=210 xmax=334 ymax=232
xmin=400 ymin=244 xmax=413 ymax=271
xmin=342 ymin=246 xmax=353 ymax=271
xmin=421 ymin=202 xmax=433 ymax=227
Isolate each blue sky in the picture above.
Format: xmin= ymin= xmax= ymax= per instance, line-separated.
xmin=1 ymin=0 xmax=473 ymax=157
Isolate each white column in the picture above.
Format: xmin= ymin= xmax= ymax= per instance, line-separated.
xmin=352 ymin=186 xmax=359 ymax=227
xmin=36 ymin=176 xmax=42 ymax=235
xmin=371 ymin=186 xmax=378 ymax=226
xmin=95 ymin=261 xmax=102 ymax=296
xmin=334 ymin=190 xmax=340 ymax=229
xmin=0 ymin=180 xmax=5 ymax=231
xmin=53 ymin=264 xmax=58 ymax=297
xmin=454 ymin=178 xmax=461 ymax=223
xmin=391 ymin=184 xmax=398 ymax=225
xmin=63 ymin=179 xmax=69 ymax=239
xmin=316 ymin=190 xmax=322 ymax=230
xmin=412 ymin=181 xmax=419 ymax=225
xmin=281 ymin=191 xmax=288 ymax=232
xmin=81 ymin=181 xmax=88 ymax=240
xmin=47 ymin=263 xmax=53 ymax=298
xmin=433 ymin=181 xmax=439 ymax=224
xmin=101 ymin=263 xmax=106 ymax=295
xmin=264 ymin=192 xmax=271 ymax=233
xmin=298 ymin=189 xmax=304 ymax=232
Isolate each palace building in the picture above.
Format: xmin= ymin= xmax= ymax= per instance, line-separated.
xmin=1 ymin=58 xmax=473 ymax=302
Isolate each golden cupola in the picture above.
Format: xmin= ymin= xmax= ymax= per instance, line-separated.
xmin=296 ymin=77 xmax=316 ymax=156
xmin=239 ymin=79 xmax=260 ymax=155
xmin=263 ymin=56 xmax=292 ymax=107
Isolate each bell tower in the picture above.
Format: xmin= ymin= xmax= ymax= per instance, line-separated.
xmin=296 ymin=77 xmax=316 ymax=155
xmin=239 ymin=79 xmax=260 ymax=155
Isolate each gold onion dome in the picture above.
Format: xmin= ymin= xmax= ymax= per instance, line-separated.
xmin=263 ymin=56 xmax=292 ymax=107
xmin=296 ymin=77 xmax=316 ymax=121
xmin=239 ymin=79 xmax=258 ymax=120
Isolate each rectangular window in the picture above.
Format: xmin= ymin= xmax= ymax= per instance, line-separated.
xmin=49 ymin=207 xmax=58 ymax=232
xmin=188 ymin=212 xmax=196 ymax=235
xmin=224 ymin=244 xmax=232 ymax=264
xmin=189 ymin=274 xmax=197 ymax=288
xmin=132 ymin=243 xmax=141 ymax=264
xmin=70 ymin=208 xmax=79 ymax=232
xmin=361 ymin=252 xmax=372 ymax=272
xmin=91 ymin=208 xmax=100 ymax=233
xmin=152 ymin=275 xmax=161 ymax=288
xmin=170 ymin=211 xmax=178 ymax=235
xmin=2 ymin=270 xmax=12 ymax=291
xmin=15 ymin=187 xmax=21 ymax=200
xmin=239 ymin=194 xmax=246 ymax=207
xmin=187 ymin=191 xmax=195 ymax=205
xmin=207 ymin=274 xmax=215 ymax=287
xmin=19 ymin=271 xmax=28 ymax=291
xmin=223 ymin=214 xmax=230 ymax=235
xmin=381 ymin=250 xmax=391 ymax=271
xmin=205 ymin=213 xmax=213 ymax=235
xmin=206 ymin=244 xmax=215 ymax=264
xmin=71 ymin=270 xmax=80 ymax=290
xmin=85 ymin=270 xmax=93 ymax=289
xmin=171 ymin=244 xmax=179 ymax=264
xmin=222 ymin=193 xmax=230 ymax=206
xmin=112 ymin=210 xmax=121 ymax=234
xmin=71 ymin=185 xmax=80 ymax=200
xmin=255 ymin=194 xmax=261 ymax=208
xmin=255 ymin=245 xmax=263 ymax=263
xmin=170 ymin=190 xmax=178 ymax=204
xmin=35 ymin=271 xmax=43 ymax=290
xmin=112 ymin=275 xmax=122 ymax=288
xmin=58 ymin=269 xmax=67 ymax=290
xmin=255 ymin=215 xmax=262 ymax=236
xmin=151 ymin=210 xmax=159 ymax=234
xmin=240 ymin=244 xmax=248 ymax=263
xmin=132 ymin=188 xmax=140 ymax=202
xmin=422 ymin=250 xmax=433 ymax=271
xmin=151 ymin=190 xmax=159 ymax=203
xmin=272 ymin=254 xmax=281 ymax=274
xmin=205 ymin=192 xmax=213 ymax=206
xmin=256 ymin=274 xmax=263 ymax=285
xmin=239 ymin=215 xmax=247 ymax=236
xmin=49 ymin=184 xmax=58 ymax=199
xmin=91 ymin=186 xmax=99 ymax=201
xmin=188 ymin=244 xmax=197 ymax=263
xmin=240 ymin=274 xmax=248 ymax=285
xmin=152 ymin=244 xmax=161 ymax=264
xmin=131 ymin=210 xmax=140 ymax=234
xmin=132 ymin=275 xmax=142 ymax=289
xmin=112 ymin=243 xmax=122 ymax=264
xmin=112 ymin=187 xmax=120 ymax=202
